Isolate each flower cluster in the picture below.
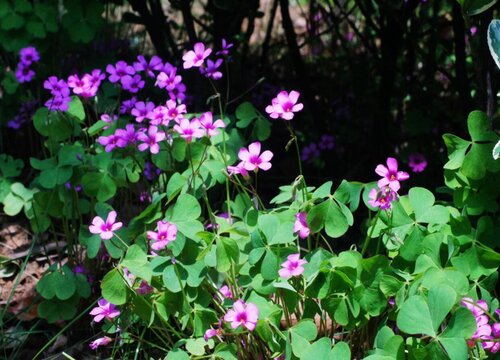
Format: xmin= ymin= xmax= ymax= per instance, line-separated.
xmin=461 ymin=297 xmax=500 ymax=353
xmin=182 ymin=39 xmax=232 ymax=80
xmin=15 ymin=46 xmax=39 ymax=83
xmin=368 ymin=157 xmax=409 ymax=210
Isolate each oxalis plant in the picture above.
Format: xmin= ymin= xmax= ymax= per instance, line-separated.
xmin=1 ymin=38 xmax=499 ymax=360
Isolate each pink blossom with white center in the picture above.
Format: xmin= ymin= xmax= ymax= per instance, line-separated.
xmin=182 ymin=42 xmax=212 ymax=69
xmin=147 ymin=105 xmax=169 ymax=126
xmin=115 ymin=124 xmax=139 ymax=147
xmin=156 ymin=69 xmax=182 ymax=91
xmin=219 ymin=285 xmax=233 ymax=299
xmin=165 ymin=100 xmax=187 ymax=123
xmin=293 ymin=212 xmax=310 ymax=239
xmin=224 ymin=300 xmax=259 ymax=331
xmin=265 ymin=90 xmax=304 ymax=120
xmin=137 ymin=126 xmax=166 ymax=154
xmin=368 ymin=186 xmax=398 ymax=210
xmin=238 ymin=141 xmax=273 ymax=172
xmin=173 ymin=118 xmax=204 ymax=143
xmin=89 ymin=211 xmax=123 ymax=240
xmin=89 ymin=336 xmax=113 ymax=350
xmin=375 ymin=157 xmax=409 ymax=192
xmin=227 ymin=162 xmax=250 ymax=178
xmin=132 ymin=101 xmax=155 ymax=123
xmin=199 ymin=111 xmax=225 ymax=137
xmin=97 ymin=134 xmax=120 ymax=152
xmin=89 ymin=298 xmax=120 ymax=322
xmin=147 ymin=220 xmax=177 ymax=251
xmin=278 ymin=253 xmax=308 ymax=279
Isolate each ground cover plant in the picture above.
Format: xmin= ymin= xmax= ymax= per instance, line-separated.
xmin=0 ymin=1 xmax=499 ymax=359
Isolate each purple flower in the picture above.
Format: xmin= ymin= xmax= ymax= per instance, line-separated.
xmin=106 ymin=61 xmax=135 ymax=83
xmin=155 ymin=69 xmax=182 ymax=91
xmin=279 ymin=253 xmax=308 ymax=279
xmin=147 ymin=105 xmax=169 ymax=126
xmin=45 ymin=95 xmax=72 ymax=112
xmin=132 ymin=101 xmax=156 ymax=123
xmin=169 ymin=82 xmax=187 ymax=102
xmin=238 ymin=141 xmax=273 ymax=172
xmin=173 ymin=118 xmax=204 ymax=143
xmin=137 ymin=126 xmax=166 ymax=154
xmin=121 ymin=74 xmax=145 ymax=93
xmin=68 ymin=74 xmax=98 ymax=98
xmin=89 ymin=211 xmax=123 ymax=240
xmin=137 ymin=280 xmax=154 ymax=295
xmin=408 ymin=153 xmax=427 ymax=173
xmin=98 ymin=134 xmax=120 ymax=152
xmin=224 ymin=300 xmax=259 ymax=331
xmin=115 ymin=124 xmax=139 ymax=148
xmin=265 ymin=90 xmax=304 ymax=120
xmin=19 ymin=46 xmax=40 ymax=66
xmin=199 ymin=111 xmax=225 ymax=137
xmin=318 ymin=134 xmax=334 ymax=150
xmin=368 ymin=186 xmax=398 ymax=210
xmin=375 ymin=157 xmax=409 ymax=192
xmin=227 ymin=162 xmax=249 ymax=178
xmin=183 ymin=42 xmax=212 ymax=69
xmin=301 ymin=143 xmax=320 ymax=162
xmin=219 ymin=285 xmax=233 ymax=300
xmin=144 ymin=162 xmax=161 ymax=181
xmin=200 ymin=59 xmax=223 ymax=80
xmin=120 ymin=97 xmax=137 ymax=114
xmin=216 ymin=38 xmax=234 ymax=56
xmin=89 ymin=336 xmax=112 ymax=350
xmin=147 ymin=220 xmax=177 ymax=251
xmin=204 ymin=328 xmax=220 ymax=341
xmin=15 ymin=64 xmax=35 ymax=83
xmin=133 ymin=55 xmax=163 ymax=77
xmin=100 ymin=113 xmax=117 ymax=130
xmin=165 ymin=99 xmax=187 ymax=123
xmin=89 ymin=298 xmax=120 ymax=322
xmin=44 ymin=76 xmax=70 ymax=97
xmin=293 ymin=212 xmax=310 ymax=239
xmin=461 ymin=298 xmax=488 ymax=317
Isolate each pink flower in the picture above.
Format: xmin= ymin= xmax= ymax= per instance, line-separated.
xmin=121 ymin=74 xmax=145 ymax=93
xmin=224 ymin=300 xmax=259 ymax=331
xmin=147 ymin=105 xmax=169 ymax=126
xmin=375 ymin=157 xmax=409 ymax=192
xmin=106 ymin=61 xmax=135 ymax=83
xmin=219 ymin=285 xmax=233 ymax=300
xmin=238 ymin=142 xmax=273 ymax=172
xmin=408 ymin=153 xmax=427 ymax=173
xmin=173 ymin=118 xmax=204 ymax=142
xmin=265 ymin=90 xmax=304 ymax=120
xmin=132 ymin=101 xmax=156 ymax=123
xmin=278 ymin=253 xmax=308 ymax=279
xmin=461 ymin=298 xmax=489 ymax=318
xmin=137 ymin=280 xmax=154 ymax=295
xmin=100 ymin=113 xmax=117 ymax=130
xmin=147 ymin=221 xmax=177 ymax=251
xmin=89 ymin=336 xmax=112 ymax=350
xmin=182 ymin=42 xmax=212 ymax=69
xmin=165 ymin=99 xmax=187 ymax=123
xmin=293 ymin=212 xmax=310 ymax=239
xmin=89 ymin=298 xmax=120 ymax=322
xmin=98 ymin=134 xmax=120 ymax=152
xmin=227 ymin=162 xmax=249 ymax=178
xmin=89 ymin=211 xmax=123 ymax=240
xmin=133 ymin=55 xmax=163 ymax=77
xmin=200 ymin=59 xmax=223 ymax=80
xmin=199 ymin=111 xmax=225 ymax=137
xmin=204 ymin=328 xmax=220 ymax=341
xmin=115 ymin=124 xmax=139 ymax=147
xmin=137 ymin=126 xmax=166 ymax=154
xmin=368 ymin=186 xmax=397 ymax=210
xmin=156 ymin=69 xmax=182 ymax=91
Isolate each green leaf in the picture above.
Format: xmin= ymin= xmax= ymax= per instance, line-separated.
xmin=216 ymin=237 xmax=239 ymax=272
xmin=396 ymin=295 xmax=436 ymax=337
xmin=427 ymin=285 xmax=456 ymax=331
xmin=169 ymin=194 xmax=203 ymax=240
xmin=82 ymin=172 xmax=116 ymax=202
xmin=408 ymin=187 xmax=449 ymax=224
xmin=0 ymin=154 xmax=23 ymax=178
xmin=331 ymin=341 xmax=350 ymax=359
xmin=101 ymin=268 xmax=128 ymax=305
xmin=299 ymin=337 xmax=333 ymax=359
xmin=488 ymin=20 xmax=500 ymax=69
xmin=122 ymin=244 xmax=152 ymax=283
xmin=458 ymin=0 xmax=498 ymax=16
xmin=312 ymin=181 xmax=332 ymax=199
xmin=67 ymin=96 xmax=85 ymax=120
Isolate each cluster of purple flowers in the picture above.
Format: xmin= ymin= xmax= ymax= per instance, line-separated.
xmin=301 ymin=134 xmax=335 ymax=163
xmin=182 ymin=39 xmax=233 ymax=80
xmin=7 ymin=100 xmax=38 ymax=129
xmin=368 ymin=157 xmax=409 ymax=210
xmin=462 ymin=298 xmax=500 ymax=353
xmin=15 ymin=47 xmax=40 ymax=83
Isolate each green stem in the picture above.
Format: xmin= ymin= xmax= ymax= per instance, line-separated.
xmin=361 ymin=211 xmax=381 ymax=256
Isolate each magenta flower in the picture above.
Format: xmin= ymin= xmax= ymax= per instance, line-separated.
xmin=182 ymin=42 xmax=212 ymax=69
xmin=169 ymin=82 xmax=187 ymax=102
xmin=375 ymin=157 xmax=409 ymax=192
xmin=368 ymin=186 xmax=397 ymax=210
xmin=121 ymin=74 xmax=145 ymax=93
xmin=89 ymin=298 xmax=120 ymax=322
xmin=133 ymin=55 xmax=163 ymax=77
xmin=265 ymin=90 xmax=304 ymax=120
xmin=115 ymin=124 xmax=139 ymax=147
xmin=147 ymin=105 xmax=169 ymax=126
xmin=89 ymin=211 xmax=123 ymax=240
xmin=100 ymin=113 xmax=117 ymax=130
xmin=147 ymin=220 xmax=177 ymax=251
xmin=44 ymin=76 xmax=70 ymax=97
xmin=106 ymin=61 xmax=135 ymax=83
xmin=204 ymin=328 xmax=220 ymax=341
xmin=461 ymin=298 xmax=489 ymax=317
xmin=173 ymin=118 xmax=204 ymax=143
xmin=120 ymin=97 xmax=137 ymax=114
xmin=19 ymin=46 xmax=40 ymax=66
xmin=227 ymin=162 xmax=250 ymax=178
xmin=200 ymin=59 xmax=223 ymax=80
xmin=89 ymin=336 xmax=112 ymax=350
xmin=224 ymin=300 xmax=259 ymax=331
xmin=131 ymin=101 xmax=156 ymax=123
xmin=408 ymin=153 xmax=427 ymax=173
xmin=45 ymin=95 xmax=71 ymax=112
xmin=216 ymin=38 xmax=234 ymax=56
xmin=199 ymin=111 xmax=225 ymax=137
xmin=293 ymin=212 xmax=310 ymax=239
xmin=98 ymin=134 xmax=120 ymax=152
xmin=165 ymin=99 xmax=187 ymax=123
xmin=279 ymin=253 xmax=308 ymax=279
xmin=238 ymin=142 xmax=273 ymax=172
xmin=15 ymin=64 xmax=35 ymax=83
xmin=137 ymin=126 xmax=166 ymax=154
xmin=156 ymin=69 xmax=182 ymax=91
xmin=137 ymin=280 xmax=154 ymax=295
xmin=219 ymin=285 xmax=233 ymax=300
